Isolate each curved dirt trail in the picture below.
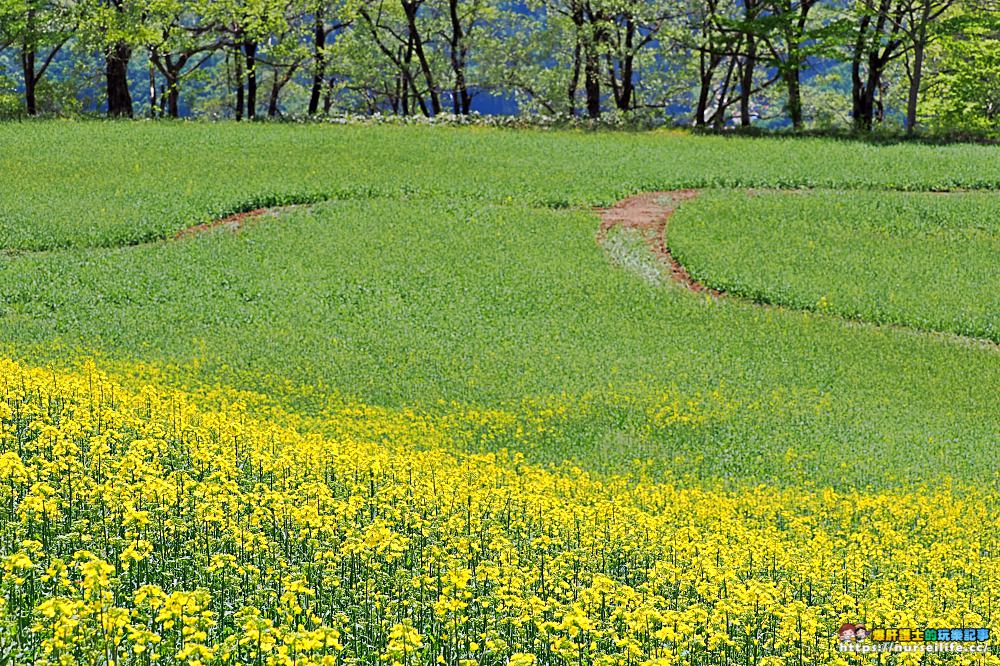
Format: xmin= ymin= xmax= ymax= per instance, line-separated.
xmin=596 ymin=190 xmax=719 ymax=296
xmin=595 ymin=189 xmax=998 ymax=351
xmin=174 ymin=208 xmax=271 ymax=240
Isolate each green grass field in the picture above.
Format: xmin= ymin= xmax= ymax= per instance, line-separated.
xmin=7 ymin=122 xmax=1000 ymax=250
xmin=670 ymin=189 xmax=1000 ymax=341
xmin=3 ymin=122 xmax=1000 ymax=666
xmin=0 ymin=123 xmax=997 ymax=488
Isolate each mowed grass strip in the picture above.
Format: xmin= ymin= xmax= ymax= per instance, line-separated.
xmin=668 ymin=189 xmax=1000 ymax=342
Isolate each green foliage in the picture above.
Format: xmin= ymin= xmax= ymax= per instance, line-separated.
xmin=75 ymin=0 xmax=149 ymax=50
xmin=0 ymin=74 xmax=21 ymax=118
xmin=922 ymin=10 xmax=1000 ymax=130
xmin=0 ymin=0 xmax=994 ymax=129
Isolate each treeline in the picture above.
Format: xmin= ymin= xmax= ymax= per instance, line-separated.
xmin=1 ymin=0 xmax=998 ymax=130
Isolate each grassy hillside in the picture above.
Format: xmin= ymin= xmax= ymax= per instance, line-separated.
xmin=0 ymin=125 xmax=997 ymax=487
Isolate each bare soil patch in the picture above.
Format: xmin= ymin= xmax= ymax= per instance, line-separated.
xmin=596 ymin=190 xmax=720 ymax=295
xmin=174 ymin=208 xmax=271 ymax=240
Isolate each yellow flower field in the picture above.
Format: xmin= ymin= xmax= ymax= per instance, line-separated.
xmin=1 ymin=356 xmax=997 ymax=665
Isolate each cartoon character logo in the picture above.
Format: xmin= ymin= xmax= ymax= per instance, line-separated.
xmin=838 ymin=623 xmax=868 ymax=642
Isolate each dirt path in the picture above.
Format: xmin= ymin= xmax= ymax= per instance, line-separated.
xmin=174 ymin=208 xmax=272 ymax=240
xmin=596 ymin=190 xmax=721 ymax=296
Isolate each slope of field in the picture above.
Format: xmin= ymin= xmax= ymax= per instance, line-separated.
xmin=0 ymin=195 xmax=997 ymax=487
xmin=669 ymin=190 xmax=1000 ymax=342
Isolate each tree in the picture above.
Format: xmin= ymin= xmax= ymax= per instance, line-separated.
xmin=845 ymin=0 xmax=908 ymax=130
xmin=601 ymin=0 xmax=674 ymax=112
xmin=921 ymin=6 xmax=1000 ymax=129
xmin=203 ymin=0 xmax=288 ymax=119
xmin=736 ymin=0 xmax=762 ymax=125
xmin=357 ymin=0 xmax=442 ymax=115
xmin=77 ymin=0 xmax=149 ymax=116
xmin=439 ymin=0 xmax=491 ymax=113
xmin=103 ymin=0 xmax=141 ymax=116
xmin=544 ymin=0 xmax=665 ymax=118
xmin=0 ymin=0 xmax=73 ymax=115
xmin=304 ymin=0 xmax=352 ymax=114
xmin=898 ymin=0 xmax=958 ymax=132
xmin=145 ymin=0 xmax=221 ymax=117
xmin=756 ymin=0 xmax=825 ymax=128
xmin=261 ymin=15 xmax=308 ymax=116
xmin=675 ymin=0 xmax=743 ymax=126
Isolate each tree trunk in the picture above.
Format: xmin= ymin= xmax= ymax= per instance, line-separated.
xmin=785 ymin=67 xmax=802 ymax=129
xmin=21 ymin=11 xmax=37 ymax=115
xmin=852 ymin=88 xmax=874 ymax=131
xmin=402 ymin=1 xmax=440 ymax=115
xmin=308 ymin=13 xmax=326 ymax=115
xmin=695 ymin=81 xmax=711 ymax=126
xmin=401 ymin=35 xmax=422 ymax=115
xmin=584 ymin=39 xmax=601 ymax=119
xmin=323 ymin=76 xmax=334 ymax=114
xmin=695 ymin=52 xmax=717 ymax=126
xmin=244 ymin=40 xmax=257 ymax=120
xmin=150 ymin=50 xmax=188 ymax=119
xmin=21 ymin=7 xmax=38 ymax=116
xmin=448 ymin=0 xmax=471 ymax=114
xmin=105 ymin=42 xmax=133 ymax=118
xmin=22 ymin=49 xmax=37 ymax=116
xmin=148 ymin=58 xmax=157 ymax=118
xmin=905 ymin=39 xmax=925 ymax=134
xmin=24 ymin=78 xmax=37 ymax=116
xmin=739 ymin=0 xmax=757 ymax=127
xmin=166 ymin=74 xmax=180 ymax=118
xmin=784 ymin=36 xmax=803 ymax=129
xmin=269 ymin=64 xmax=297 ymax=117
xmin=234 ymin=50 xmax=245 ymax=120
xmin=850 ymin=14 xmax=870 ymax=130
xmin=862 ymin=50 xmax=881 ymax=130
xmin=739 ymin=34 xmax=755 ymax=126
xmin=617 ymin=19 xmax=635 ymax=111
xmin=568 ymin=38 xmax=581 ymax=115
xmin=268 ymin=80 xmax=280 ymax=117
xmin=851 ymin=2 xmax=898 ymax=132
xmin=711 ymin=50 xmax=739 ymax=128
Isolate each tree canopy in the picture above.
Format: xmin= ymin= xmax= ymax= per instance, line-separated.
xmin=0 ymin=0 xmax=996 ymax=130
